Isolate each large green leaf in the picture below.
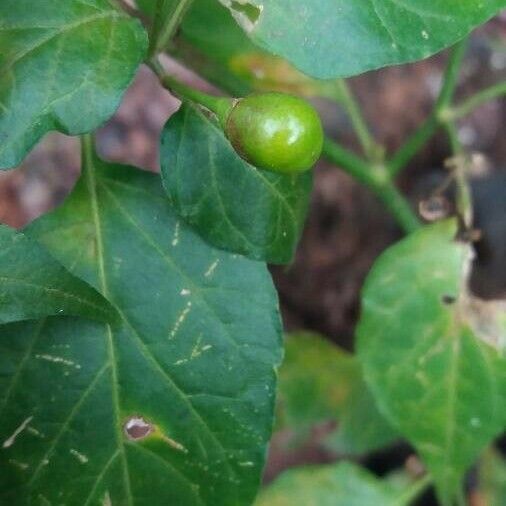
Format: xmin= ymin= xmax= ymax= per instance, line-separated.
xmin=0 ymin=224 xmax=117 ymax=324
xmin=254 ymin=462 xmax=411 ymax=506
xmin=357 ymin=220 xmax=506 ymax=505
xmin=0 ymin=149 xmax=282 ymax=504
xmin=160 ymin=103 xmax=312 ymax=264
xmin=0 ymin=0 xmax=147 ymax=169
xmin=277 ymin=332 xmax=397 ymax=455
xmin=220 ymin=0 xmax=506 ymax=78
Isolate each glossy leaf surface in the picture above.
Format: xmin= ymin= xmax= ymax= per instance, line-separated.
xmin=160 ymin=103 xmax=312 ymax=264
xmin=221 ymin=0 xmax=506 ymax=78
xmin=0 ymin=224 xmax=116 ymax=324
xmin=0 ymin=152 xmax=282 ymax=505
xmin=0 ymin=0 xmax=147 ymax=168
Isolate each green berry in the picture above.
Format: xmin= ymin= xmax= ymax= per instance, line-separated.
xmin=224 ymin=92 xmax=324 ymax=174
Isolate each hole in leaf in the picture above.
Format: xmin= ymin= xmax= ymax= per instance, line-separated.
xmin=441 ymin=294 xmax=456 ymax=305
xmin=124 ymin=416 xmax=153 ymax=441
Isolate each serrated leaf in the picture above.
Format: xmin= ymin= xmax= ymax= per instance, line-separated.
xmin=277 ymin=332 xmax=397 ymax=455
xmin=0 ymin=0 xmax=147 ymax=169
xmin=160 ymin=103 xmax=312 ymax=264
xmin=0 ymin=224 xmax=117 ymax=324
xmin=357 ymin=220 xmax=506 ymax=505
xmin=254 ymin=461 xmax=408 ymax=506
xmin=0 ymin=150 xmax=282 ymax=504
xmin=220 ymin=0 xmax=506 ymax=79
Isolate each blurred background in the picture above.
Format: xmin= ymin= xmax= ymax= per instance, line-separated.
xmin=1 ymin=14 xmax=504 ymax=504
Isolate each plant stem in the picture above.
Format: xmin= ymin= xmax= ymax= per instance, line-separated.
xmin=388 ymin=40 xmax=468 ymax=177
xmin=148 ymin=60 xmax=233 ymax=122
xmin=444 ymin=122 xmax=474 ymax=229
xmin=323 ymin=138 xmax=421 ymax=233
xmin=149 ymin=0 xmax=194 ymax=57
xmin=81 ymin=134 xmax=95 ymax=171
xmin=444 ymin=122 xmax=462 ymax=155
xmin=436 ymin=40 xmax=468 ymax=109
xmin=322 ymin=138 xmax=377 ymax=187
xmin=333 ymin=80 xmax=381 ymax=160
xmin=396 ymin=474 xmax=432 ymax=506
xmin=449 ymin=81 xmax=506 ymax=120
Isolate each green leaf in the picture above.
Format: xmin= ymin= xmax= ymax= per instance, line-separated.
xmin=477 ymin=449 xmax=506 ymax=506
xmin=357 ymin=220 xmax=506 ymax=505
xmin=220 ymin=0 xmax=506 ymax=79
xmin=160 ymin=103 xmax=312 ymax=264
xmin=0 ymin=224 xmax=117 ymax=324
xmin=0 ymin=0 xmax=147 ymax=169
xmin=254 ymin=462 xmax=409 ymax=506
xmin=277 ymin=332 xmax=397 ymax=455
xmin=0 ymin=149 xmax=282 ymax=504
xmin=142 ymin=0 xmax=327 ymax=98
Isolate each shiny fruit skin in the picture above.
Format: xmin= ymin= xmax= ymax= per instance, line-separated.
xmin=225 ymin=92 xmax=323 ymax=174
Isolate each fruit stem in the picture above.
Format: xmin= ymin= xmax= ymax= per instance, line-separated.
xmin=444 ymin=124 xmax=474 ymax=230
xmin=148 ymin=59 xmax=234 ymax=123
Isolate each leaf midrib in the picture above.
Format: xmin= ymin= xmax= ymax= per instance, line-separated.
xmin=83 ymin=137 xmax=134 ymax=505
xmin=84 ymin=153 xmax=217 ymax=505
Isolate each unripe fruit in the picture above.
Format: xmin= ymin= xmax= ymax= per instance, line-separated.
xmin=224 ymin=92 xmax=324 ymax=174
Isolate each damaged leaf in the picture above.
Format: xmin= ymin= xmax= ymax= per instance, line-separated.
xmin=0 ymin=153 xmax=282 ymax=505
xmin=357 ymin=219 xmax=506 ymax=505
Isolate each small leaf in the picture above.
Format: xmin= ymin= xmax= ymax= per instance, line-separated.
xmin=160 ymin=103 xmax=312 ymax=264
xmin=0 ymin=0 xmax=147 ymax=169
xmin=0 ymin=155 xmax=282 ymax=504
xmin=254 ymin=461 xmax=409 ymax=506
xmin=0 ymin=224 xmax=117 ymax=324
xmin=220 ymin=0 xmax=506 ymax=79
xmin=277 ymin=332 xmax=397 ymax=455
xmin=357 ymin=220 xmax=506 ymax=504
